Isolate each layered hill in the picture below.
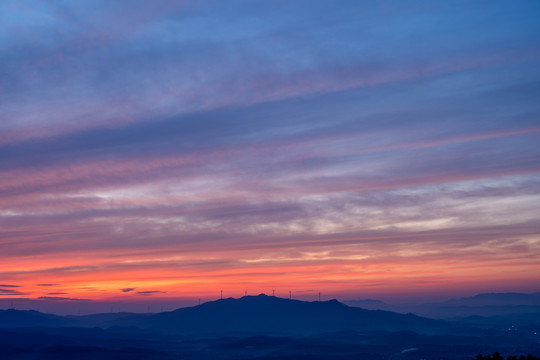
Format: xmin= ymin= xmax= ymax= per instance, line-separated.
xmin=105 ymin=294 xmax=448 ymax=336
xmin=0 ymin=309 xmax=78 ymax=328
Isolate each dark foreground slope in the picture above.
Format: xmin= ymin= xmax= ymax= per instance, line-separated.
xmin=1 ymin=326 xmax=539 ymax=360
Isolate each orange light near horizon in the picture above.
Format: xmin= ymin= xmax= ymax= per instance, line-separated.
xmin=4 ymin=245 xmax=539 ymax=303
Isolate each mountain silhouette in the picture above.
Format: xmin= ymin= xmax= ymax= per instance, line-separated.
xmin=445 ymin=292 xmax=540 ymax=306
xmin=107 ymin=294 xmax=448 ymax=336
xmin=343 ymin=299 xmax=395 ymax=311
xmin=0 ymin=309 xmax=78 ymax=328
xmin=2 ymin=297 xmax=539 ymax=359
xmin=345 ymin=292 xmax=540 ymax=319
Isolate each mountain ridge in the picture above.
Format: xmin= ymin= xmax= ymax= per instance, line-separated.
xmin=105 ymin=294 xmax=448 ymax=336
xmin=344 ymin=292 xmax=540 ymax=318
xmin=1 ymin=294 xmax=449 ymax=336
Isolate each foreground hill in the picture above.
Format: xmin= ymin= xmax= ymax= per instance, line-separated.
xmin=106 ymin=294 xmax=448 ymax=336
xmin=0 ymin=326 xmax=538 ymax=360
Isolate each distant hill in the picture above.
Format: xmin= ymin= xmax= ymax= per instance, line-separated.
xmin=0 ymin=309 xmax=78 ymax=328
xmin=106 ymin=294 xmax=448 ymax=336
xmin=444 ymin=293 xmax=540 ymax=306
xmin=66 ymin=312 xmax=136 ymax=327
xmin=343 ymin=299 xmax=395 ymax=311
xmin=345 ymin=292 xmax=540 ymax=319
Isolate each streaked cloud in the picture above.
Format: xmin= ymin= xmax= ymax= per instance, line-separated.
xmin=1 ymin=0 xmax=539 ymax=309
xmin=136 ymin=291 xmax=167 ymax=296
xmin=0 ymin=289 xmax=27 ymax=295
xmin=37 ymin=296 xmax=92 ymax=302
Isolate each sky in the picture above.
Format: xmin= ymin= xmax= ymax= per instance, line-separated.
xmin=1 ymin=0 xmax=540 ymax=314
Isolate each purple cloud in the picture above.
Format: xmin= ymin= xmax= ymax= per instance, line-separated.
xmin=136 ymin=291 xmax=167 ymax=296
xmin=37 ymin=296 xmax=92 ymax=302
xmin=0 ymin=288 xmax=27 ymax=295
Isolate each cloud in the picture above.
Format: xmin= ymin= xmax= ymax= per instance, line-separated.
xmin=37 ymin=296 xmax=92 ymax=302
xmin=36 ymin=283 xmax=59 ymax=286
xmin=2 ymin=0 xmax=538 ymax=147
xmin=0 ymin=288 xmax=27 ymax=295
xmin=0 ymin=284 xmax=20 ymax=287
xmin=121 ymin=288 xmax=136 ymax=292
xmin=136 ymin=291 xmax=167 ymax=296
